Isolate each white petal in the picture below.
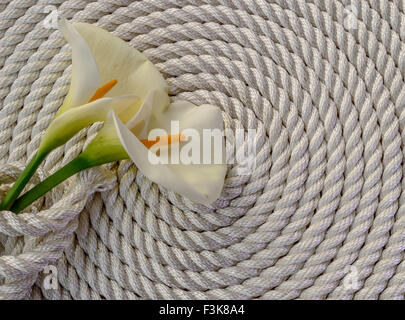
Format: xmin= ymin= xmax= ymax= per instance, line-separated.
xmin=113 ymin=103 xmax=227 ymax=205
xmin=150 ymin=100 xmax=223 ymax=132
xmin=57 ymin=18 xmax=100 ymax=114
xmin=124 ymin=89 xmax=169 ymax=139
xmin=149 ymin=100 xmax=226 ymax=165
xmin=73 ymin=23 xmax=168 ymax=100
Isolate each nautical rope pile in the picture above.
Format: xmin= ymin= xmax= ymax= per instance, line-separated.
xmin=0 ymin=0 xmax=404 ymax=300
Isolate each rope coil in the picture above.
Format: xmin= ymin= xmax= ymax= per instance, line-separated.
xmin=0 ymin=0 xmax=404 ymax=300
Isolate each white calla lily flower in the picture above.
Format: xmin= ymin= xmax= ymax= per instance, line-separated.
xmin=69 ymin=22 xmax=227 ymax=205
xmin=112 ymin=91 xmax=227 ymax=205
xmin=38 ymin=18 xmax=167 ymax=154
xmin=3 ymin=19 xmax=227 ymax=213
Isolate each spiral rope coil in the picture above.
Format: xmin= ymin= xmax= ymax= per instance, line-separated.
xmin=0 ymin=0 xmax=404 ymax=300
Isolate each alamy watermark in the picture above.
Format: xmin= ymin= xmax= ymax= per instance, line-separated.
xmin=43 ymin=5 xmax=59 ymax=29
xmin=146 ymin=121 xmax=257 ymax=175
xmin=343 ymin=265 xmax=360 ymax=291
xmin=343 ymin=4 xmax=358 ymax=30
xmin=43 ymin=265 xmax=58 ymax=290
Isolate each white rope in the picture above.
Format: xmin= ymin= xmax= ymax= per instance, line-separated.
xmin=0 ymin=0 xmax=404 ymax=300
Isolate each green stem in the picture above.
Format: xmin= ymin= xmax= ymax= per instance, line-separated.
xmin=10 ymin=155 xmax=93 ymax=214
xmin=0 ymin=152 xmax=47 ymax=211
xmin=8 ymin=115 xmax=129 ymax=214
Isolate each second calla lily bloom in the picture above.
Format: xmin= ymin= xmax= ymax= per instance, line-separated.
xmin=42 ymin=19 xmax=227 ymax=206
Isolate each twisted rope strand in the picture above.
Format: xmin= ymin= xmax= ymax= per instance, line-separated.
xmin=0 ymin=0 xmax=404 ymax=300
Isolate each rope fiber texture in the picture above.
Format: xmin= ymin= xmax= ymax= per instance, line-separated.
xmin=0 ymin=0 xmax=404 ymax=300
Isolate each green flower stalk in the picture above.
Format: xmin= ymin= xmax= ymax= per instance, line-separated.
xmin=0 ymin=152 xmax=47 ymax=211
xmin=10 ymin=113 xmax=129 ymax=213
xmin=0 ymin=96 xmax=135 ymax=211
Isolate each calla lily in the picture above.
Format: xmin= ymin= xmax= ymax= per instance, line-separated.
xmin=0 ymin=18 xmax=146 ymax=210
xmin=39 ymin=18 xmax=167 ymax=154
xmin=5 ymin=19 xmax=226 ymax=212
xmin=71 ymin=21 xmax=227 ymax=205
xmin=112 ymin=94 xmax=226 ymax=205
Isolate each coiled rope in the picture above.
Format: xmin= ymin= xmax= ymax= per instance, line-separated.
xmin=0 ymin=0 xmax=404 ymax=299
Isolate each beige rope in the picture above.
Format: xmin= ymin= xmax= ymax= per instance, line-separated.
xmin=0 ymin=0 xmax=404 ymax=300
